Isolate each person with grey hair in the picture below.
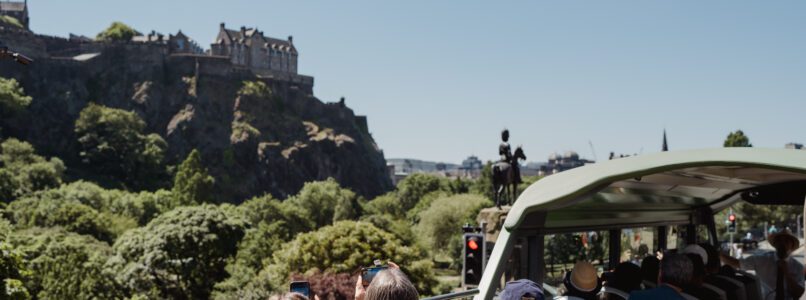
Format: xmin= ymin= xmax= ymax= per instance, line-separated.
xmin=630 ymin=253 xmax=693 ymax=300
xmin=355 ymin=262 xmax=419 ymax=300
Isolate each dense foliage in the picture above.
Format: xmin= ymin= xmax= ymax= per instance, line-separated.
xmin=1 ymin=75 xmax=513 ymax=300
xmin=95 ymin=21 xmax=140 ymax=41
xmin=0 ymin=78 xmax=31 ymax=118
xmin=172 ymin=149 xmax=215 ymax=206
xmin=724 ymin=129 xmax=753 ymax=147
xmin=0 ymin=139 xmax=64 ymax=202
xmin=112 ymin=205 xmax=245 ymax=299
xmin=75 ymin=103 xmax=167 ymax=189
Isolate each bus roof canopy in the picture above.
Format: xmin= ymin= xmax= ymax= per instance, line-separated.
xmin=505 ymin=148 xmax=806 ymax=233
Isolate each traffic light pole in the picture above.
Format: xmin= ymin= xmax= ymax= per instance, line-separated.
xmin=728 ymin=208 xmax=734 ymax=257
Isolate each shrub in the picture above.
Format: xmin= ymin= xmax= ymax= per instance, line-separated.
xmin=96 ymin=21 xmax=140 ymax=41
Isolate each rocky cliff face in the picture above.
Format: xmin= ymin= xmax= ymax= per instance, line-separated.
xmin=0 ymin=43 xmax=392 ymax=201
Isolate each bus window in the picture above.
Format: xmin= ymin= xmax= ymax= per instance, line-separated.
xmin=620 ymin=227 xmax=656 ymax=265
xmin=542 ymin=231 xmax=610 ymax=287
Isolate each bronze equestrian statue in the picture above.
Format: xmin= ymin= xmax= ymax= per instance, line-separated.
xmin=492 ymin=129 xmax=526 ymax=208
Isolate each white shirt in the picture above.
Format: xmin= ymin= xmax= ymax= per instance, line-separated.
xmin=740 ymin=251 xmax=804 ymax=299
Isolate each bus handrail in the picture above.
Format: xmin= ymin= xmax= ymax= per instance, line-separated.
xmin=421 ymin=289 xmax=479 ymax=300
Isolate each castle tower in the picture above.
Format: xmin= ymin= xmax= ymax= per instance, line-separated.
xmin=0 ymin=0 xmax=29 ymax=30
xmin=662 ymin=129 xmax=669 ymax=152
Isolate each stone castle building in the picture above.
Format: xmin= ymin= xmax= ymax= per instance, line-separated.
xmin=211 ymin=23 xmax=298 ymax=74
xmin=0 ymin=0 xmax=29 ymax=29
xmin=132 ymin=30 xmax=204 ymax=55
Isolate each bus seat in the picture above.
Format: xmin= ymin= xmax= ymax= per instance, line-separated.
xmin=735 ymin=270 xmax=763 ymax=300
xmin=702 ymin=283 xmax=727 ymax=300
xmin=641 ymin=280 xmax=656 ymax=289
xmin=598 ymin=286 xmax=629 ymax=299
xmin=707 ymin=275 xmax=745 ymax=300
xmin=680 ymin=292 xmax=698 ymax=300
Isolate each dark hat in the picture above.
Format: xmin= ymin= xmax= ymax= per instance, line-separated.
xmin=499 ymin=279 xmax=544 ymax=300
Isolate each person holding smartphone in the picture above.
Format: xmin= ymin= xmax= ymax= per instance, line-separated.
xmin=354 ymin=261 xmax=418 ymax=300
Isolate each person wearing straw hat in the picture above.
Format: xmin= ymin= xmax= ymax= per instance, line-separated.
xmin=557 ymin=261 xmax=602 ymax=300
xmin=721 ymin=231 xmax=804 ymax=300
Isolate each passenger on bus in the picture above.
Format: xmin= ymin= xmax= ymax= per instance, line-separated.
xmin=629 ymin=253 xmax=693 ymax=300
xmin=557 ymin=261 xmax=601 ymax=300
xmin=354 ymin=262 xmax=419 ymax=300
xmin=720 ymin=232 xmax=805 ymax=300
xmin=601 ymin=262 xmax=642 ymax=300
xmin=499 ymin=279 xmax=544 ymax=300
xmin=682 ymin=252 xmax=726 ymax=300
xmin=608 ymin=262 xmax=642 ymax=293
xmin=640 ymin=256 xmax=660 ymax=289
xmin=699 ymin=243 xmax=746 ymax=300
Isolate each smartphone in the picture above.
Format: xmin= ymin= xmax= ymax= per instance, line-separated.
xmin=290 ymin=281 xmax=310 ymax=297
xmin=362 ymin=266 xmax=389 ymax=286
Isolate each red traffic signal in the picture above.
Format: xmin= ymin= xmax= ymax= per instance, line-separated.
xmin=729 ymin=214 xmax=736 ymax=222
xmin=467 ymin=238 xmax=479 ymax=250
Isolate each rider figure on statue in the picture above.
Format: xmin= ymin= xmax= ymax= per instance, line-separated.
xmin=499 ymin=129 xmax=522 ymax=184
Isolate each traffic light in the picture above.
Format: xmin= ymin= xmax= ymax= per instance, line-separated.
xmin=728 ymin=213 xmax=737 ymax=233
xmin=463 ymin=233 xmax=484 ymax=286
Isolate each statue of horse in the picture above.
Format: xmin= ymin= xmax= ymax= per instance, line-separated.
xmin=492 ymin=146 xmax=526 ymax=208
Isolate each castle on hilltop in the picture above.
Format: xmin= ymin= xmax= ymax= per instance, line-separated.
xmin=0 ymin=0 xmax=310 ymax=86
xmin=211 ymin=23 xmax=298 ymax=75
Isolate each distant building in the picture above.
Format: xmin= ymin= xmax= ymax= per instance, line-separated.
xmin=536 ymin=151 xmax=593 ymax=176
xmin=460 ymin=155 xmax=484 ymax=178
xmin=210 ymin=23 xmax=298 ymax=74
xmin=785 ymin=143 xmax=804 ymax=150
xmin=132 ymin=30 xmax=204 ymax=54
xmin=0 ymin=0 xmax=28 ymax=30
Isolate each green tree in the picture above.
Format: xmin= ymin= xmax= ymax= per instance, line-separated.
xmin=212 ymin=220 xmax=292 ymax=299
xmin=396 ymin=173 xmax=447 ymax=211
xmin=261 ymin=221 xmax=438 ymax=295
xmin=7 ymin=195 xmax=117 ymax=243
xmin=172 ymin=149 xmax=215 ymax=206
xmin=96 ymin=21 xmax=140 ymax=41
xmin=237 ymin=194 xmax=313 ymax=235
xmin=0 ymin=77 xmax=32 ymax=118
xmin=414 ymin=194 xmax=492 ymax=266
xmin=285 ymin=179 xmax=361 ymax=228
xmin=8 ymin=228 xmax=124 ymax=299
xmin=0 ymin=139 xmax=65 ymax=202
xmin=0 ymin=242 xmax=31 ymax=300
xmin=470 ymin=162 xmax=494 ymax=200
xmin=75 ymin=103 xmax=166 ymax=189
xmin=112 ymin=205 xmax=245 ymax=300
xmin=724 ymin=130 xmax=752 ymax=147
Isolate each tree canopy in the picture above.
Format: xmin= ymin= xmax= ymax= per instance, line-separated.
xmin=261 ymin=221 xmax=438 ymax=295
xmin=75 ymin=103 xmax=167 ymax=189
xmin=172 ymin=149 xmax=215 ymax=206
xmin=7 ymin=228 xmax=124 ymax=299
xmin=96 ymin=21 xmax=140 ymax=41
xmin=285 ymin=178 xmax=361 ymax=228
xmin=0 ymin=138 xmax=64 ymax=202
xmin=0 ymin=77 xmax=32 ymax=119
xmin=112 ymin=205 xmax=245 ymax=299
xmin=724 ymin=130 xmax=752 ymax=147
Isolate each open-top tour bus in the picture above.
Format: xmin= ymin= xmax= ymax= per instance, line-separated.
xmin=434 ymin=148 xmax=806 ymax=300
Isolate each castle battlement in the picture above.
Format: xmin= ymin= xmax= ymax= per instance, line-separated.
xmin=0 ymin=4 xmax=313 ymax=88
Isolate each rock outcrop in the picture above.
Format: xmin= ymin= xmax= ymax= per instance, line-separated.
xmin=0 ymin=42 xmax=392 ymax=201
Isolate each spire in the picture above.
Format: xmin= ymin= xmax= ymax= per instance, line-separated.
xmin=662 ymin=129 xmax=669 ymax=152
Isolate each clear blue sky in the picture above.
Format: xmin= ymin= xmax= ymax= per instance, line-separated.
xmin=28 ymin=1 xmax=806 ymax=164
